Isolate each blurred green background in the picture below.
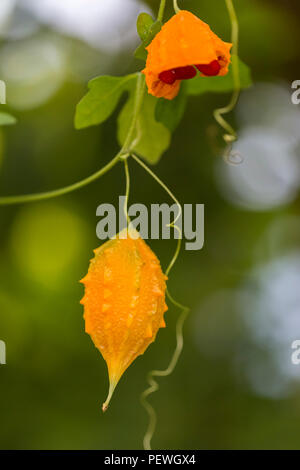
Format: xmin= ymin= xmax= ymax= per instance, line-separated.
xmin=1 ymin=0 xmax=300 ymax=449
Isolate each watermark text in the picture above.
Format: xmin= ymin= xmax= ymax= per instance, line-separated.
xmin=0 ymin=340 xmax=6 ymax=365
xmin=96 ymin=197 xmax=204 ymax=251
xmin=0 ymin=80 xmax=6 ymax=104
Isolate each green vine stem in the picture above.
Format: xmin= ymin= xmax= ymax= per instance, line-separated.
xmin=0 ymin=154 xmax=122 ymax=206
xmin=123 ymin=158 xmax=131 ymax=226
xmin=213 ymin=0 xmax=241 ymax=163
xmin=132 ymin=154 xmax=190 ymax=451
xmin=131 ymin=153 xmax=182 ymax=277
xmin=122 ymin=73 xmax=145 ymax=152
xmin=173 ymin=0 xmax=181 ymax=14
xmin=158 ymin=0 xmax=167 ymax=22
xmin=0 ymin=73 xmax=145 ymax=206
xmin=141 ymin=293 xmax=189 ymax=450
xmin=0 ymin=0 xmax=171 ymax=206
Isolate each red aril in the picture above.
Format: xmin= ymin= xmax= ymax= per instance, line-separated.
xmin=159 ymin=65 xmax=197 ymax=84
xmin=174 ymin=66 xmax=197 ymax=80
xmin=196 ymin=60 xmax=221 ymax=76
xmin=159 ymin=69 xmax=177 ymax=84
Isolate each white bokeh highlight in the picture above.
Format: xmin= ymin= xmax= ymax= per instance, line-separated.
xmin=238 ymin=252 xmax=300 ymax=398
xmin=216 ymin=83 xmax=300 ymax=211
xmin=20 ymin=0 xmax=151 ymax=52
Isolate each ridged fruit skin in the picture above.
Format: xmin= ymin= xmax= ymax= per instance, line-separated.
xmin=80 ymin=229 xmax=168 ymax=402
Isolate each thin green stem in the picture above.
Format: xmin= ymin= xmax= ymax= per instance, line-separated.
xmin=140 ymin=291 xmax=189 ymax=450
xmin=173 ymin=0 xmax=180 ymax=14
xmin=123 ymin=159 xmax=131 ymax=226
xmin=131 ymin=155 xmax=181 ymax=225
xmin=214 ymin=0 xmax=240 ymax=158
xmin=226 ymin=0 xmax=239 ymax=74
xmin=158 ymin=0 xmax=167 ymax=22
xmin=0 ymin=153 xmax=123 ymax=206
xmin=122 ymin=73 xmax=145 ymax=152
xmin=131 ymin=153 xmax=182 ymax=277
xmin=0 ymin=73 xmax=145 ymax=206
xmin=132 ymin=153 xmax=190 ymax=450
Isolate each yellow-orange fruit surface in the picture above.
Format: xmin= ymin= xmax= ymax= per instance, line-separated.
xmin=80 ymin=229 xmax=167 ymax=410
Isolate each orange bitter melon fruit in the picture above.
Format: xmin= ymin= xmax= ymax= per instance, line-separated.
xmin=143 ymin=10 xmax=232 ymax=100
xmin=80 ymin=228 xmax=168 ymax=411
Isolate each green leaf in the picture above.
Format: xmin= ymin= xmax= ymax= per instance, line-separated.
xmin=142 ymin=20 xmax=162 ymax=47
xmin=185 ymin=57 xmax=252 ymax=96
xmin=118 ymin=82 xmax=170 ymax=165
xmin=75 ymin=74 xmax=136 ymax=130
xmin=0 ymin=112 xmax=16 ymax=126
xmin=137 ymin=13 xmax=154 ymax=42
xmin=134 ymin=43 xmax=148 ymax=62
xmin=134 ymin=20 xmax=162 ymax=62
xmin=155 ymin=89 xmax=187 ymax=132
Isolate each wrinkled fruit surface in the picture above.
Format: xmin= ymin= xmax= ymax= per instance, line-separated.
xmin=80 ymin=229 xmax=168 ymax=410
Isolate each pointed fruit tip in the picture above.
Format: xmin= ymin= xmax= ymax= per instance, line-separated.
xmin=102 ymin=377 xmax=119 ymax=413
xmin=102 ymin=402 xmax=109 ymax=413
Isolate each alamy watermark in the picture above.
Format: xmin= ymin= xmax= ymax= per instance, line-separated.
xmin=0 ymin=340 xmax=6 ymax=365
xmin=291 ymin=80 xmax=300 ymax=105
xmin=291 ymin=340 xmax=300 ymax=365
xmin=96 ymin=196 xmax=204 ymax=251
xmin=0 ymin=80 xmax=6 ymax=104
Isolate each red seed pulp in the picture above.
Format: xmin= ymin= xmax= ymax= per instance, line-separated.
xmin=173 ymin=66 xmax=197 ymax=80
xmin=159 ymin=65 xmax=196 ymax=84
xmin=196 ymin=60 xmax=221 ymax=76
xmin=158 ymin=69 xmax=177 ymax=84
xmin=159 ymin=60 xmax=221 ymax=84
